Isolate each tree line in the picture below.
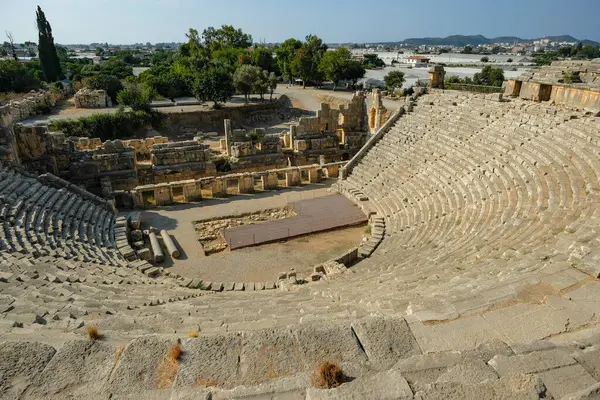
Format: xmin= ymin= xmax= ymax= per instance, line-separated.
xmin=533 ymin=43 xmax=600 ymax=65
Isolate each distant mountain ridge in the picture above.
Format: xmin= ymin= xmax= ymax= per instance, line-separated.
xmin=395 ymin=34 xmax=599 ymax=47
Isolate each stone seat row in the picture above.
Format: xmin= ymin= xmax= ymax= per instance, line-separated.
xmin=0 ymin=251 xmax=369 ymax=339
xmin=0 ymin=166 xmax=120 ymax=266
xmin=352 ymin=115 xmax=592 ymax=260
xmin=0 ymin=251 xmax=209 ymax=333
xmin=332 ymin=90 xmax=600 ymax=312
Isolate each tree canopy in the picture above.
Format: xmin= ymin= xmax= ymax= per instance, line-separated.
xmin=290 ymin=35 xmax=327 ymax=88
xmin=362 ymin=54 xmax=385 ymax=69
xmin=234 ymin=64 xmax=262 ymax=103
xmin=193 ymin=65 xmax=235 ymax=107
xmin=250 ymin=46 xmax=275 ymax=72
xmin=384 ymin=70 xmax=405 ymax=93
xmin=202 ymin=25 xmax=253 ymax=52
xmin=36 ymin=6 xmax=62 ymax=81
xmin=117 ymin=83 xmax=154 ymax=112
xmin=462 ymin=45 xmax=473 ymax=54
xmin=275 ymin=38 xmax=302 ymax=83
xmin=473 ymin=66 xmax=504 ymax=87
xmin=318 ymin=48 xmax=365 ymax=90
xmin=0 ymin=60 xmax=40 ymax=92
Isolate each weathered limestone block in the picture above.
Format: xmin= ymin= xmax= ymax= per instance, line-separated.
xmin=413 ymin=374 xmax=548 ymax=400
xmin=239 ymin=328 xmax=303 ymax=385
xmin=138 ymin=248 xmax=153 ymax=261
xmin=294 ymin=140 xmax=308 ymax=151
xmin=128 ymin=211 xmax=142 ymax=229
xmin=22 ymin=340 xmax=119 ymax=399
xmin=306 ymin=370 xmax=413 ymax=400
xmin=176 ymin=333 xmax=243 ymax=388
xmin=262 ymin=172 xmax=279 ymax=190
xmin=307 ymin=167 xmax=320 ymax=183
xmin=350 ymin=316 xmax=421 ymax=370
xmin=0 ymin=342 xmax=56 ymax=399
xmin=504 ymin=79 xmax=522 ymax=97
xmin=295 ymin=322 xmax=368 ymax=375
xmin=74 ymin=89 xmax=111 ymax=108
xmin=285 ymin=169 xmax=300 ymax=187
xmin=551 ymin=85 xmax=600 ymax=111
xmin=428 ymin=65 xmax=446 ymax=89
xmin=154 ymin=183 xmax=172 ymax=206
xmin=519 ymin=81 xmax=552 ymax=102
xmin=107 ymin=336 xmax=172 ymax=394
xmin=181 ymin=180 xmax=201 ymax=201
xmin=239 ymin=174 xmax=254 ymax=193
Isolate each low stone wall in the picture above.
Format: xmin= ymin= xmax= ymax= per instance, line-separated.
xmin=160 ymin=98 xmax=286 ymax=137
xmin=293 ymin=92 xmax=365 ymax=134
xmin=0 ymin=90 xmax=62 ymax=128
xmin=505 ymin=77 xmax=600 ymax=112
xmin=128 ymin=162 xmax=346 ymax=209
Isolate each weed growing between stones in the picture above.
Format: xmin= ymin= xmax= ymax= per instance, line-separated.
xmin=314 ymin=362 xmax=344 ymax=389
xmin=87 ymin=326 xmax=100 ymax=341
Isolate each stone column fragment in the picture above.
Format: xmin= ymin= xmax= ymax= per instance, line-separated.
xmin=149 ymin=231 xmax=164 ymax=263
xmin=160 ymin=230 xmax=180 ymax=258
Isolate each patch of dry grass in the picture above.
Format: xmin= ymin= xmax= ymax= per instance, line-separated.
xmin=156 ymin=343 xmax=182 ymax=389
xmin=314 ymin=362 xmax=344 ymax=389
xmin=87 ymin=326 xmax=100 ymax=341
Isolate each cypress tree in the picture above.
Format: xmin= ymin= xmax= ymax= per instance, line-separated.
xmin=36 ymin=5 xmax=62 ymax=82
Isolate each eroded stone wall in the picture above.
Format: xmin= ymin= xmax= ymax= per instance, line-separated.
xmin=161 ymin=98 xmax=287 ymax=137
xmin=0 ymin=91 xmax=63 ymax=165
xmin=74 ymin=89 xmax=112 ymax=108
xmin=294 ymin=92 xmax=365 ymax=134
xmin=505 ymin=59 xmax=600 ymax=111
xmin=129 ymin=162 xmax=346 ymax=208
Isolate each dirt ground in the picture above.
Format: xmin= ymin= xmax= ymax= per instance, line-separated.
xmin=169 ymin=225 xmax=365 ymax=282
xmin=136 ymin=184 xmax=367 ymax=282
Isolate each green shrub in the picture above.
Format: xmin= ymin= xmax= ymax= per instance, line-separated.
xmin=48 ymin=110 xmax=160 ymax=141
xmin=0 ymin=60 xmax=41 ymax=92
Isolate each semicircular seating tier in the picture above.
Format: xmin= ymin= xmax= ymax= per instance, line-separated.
xmin=2 ymin=90 xmax=600 ymax=398
xmin=333 ymin=90 xmax=600 ymax=318
xmin=0 ymin=166 xmax=122 ymax=266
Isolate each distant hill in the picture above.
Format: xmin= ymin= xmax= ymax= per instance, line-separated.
xmin=396 ymin=34 xmax=599 ymax=47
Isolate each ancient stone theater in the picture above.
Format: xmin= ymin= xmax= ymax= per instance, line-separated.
xmin=0 ymin=61 xmax=600 ymax=399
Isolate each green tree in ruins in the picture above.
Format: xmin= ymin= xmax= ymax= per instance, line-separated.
xmin=36 ymin=6 xmax=63 ymax=81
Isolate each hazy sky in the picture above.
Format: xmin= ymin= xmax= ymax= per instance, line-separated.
xmin=4 ymin=0 xmax=600 ymax=44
